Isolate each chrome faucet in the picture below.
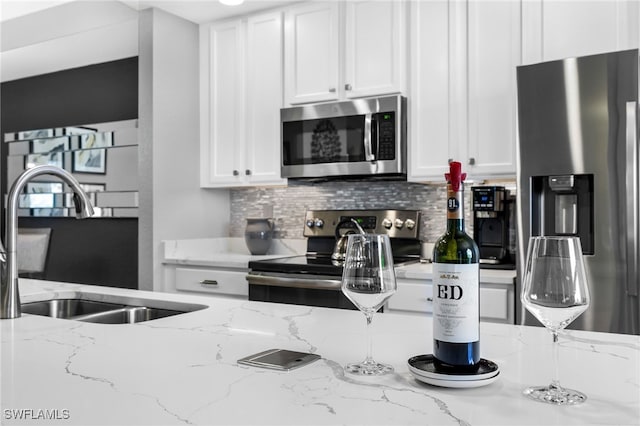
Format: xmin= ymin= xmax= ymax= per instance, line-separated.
xmin=1 ymin=165 xmax=94 ymax=319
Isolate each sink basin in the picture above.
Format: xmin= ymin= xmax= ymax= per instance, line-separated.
xmin=21 ymin=293 xmax=207 ymax=324
xmin=71 ymin=306 xmax=187 ymax=324
xmin=21 ymin=299 xmax=125 ymax=318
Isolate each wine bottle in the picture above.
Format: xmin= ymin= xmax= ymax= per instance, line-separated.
xmin=432 ymin=161 xmax=480 ymax=370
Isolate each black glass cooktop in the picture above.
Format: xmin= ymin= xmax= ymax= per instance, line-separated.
xmin=249 ymin=254 xmax=419 ymax=277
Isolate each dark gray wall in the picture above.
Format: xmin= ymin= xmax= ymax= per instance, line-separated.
xmin=1 ymin=57 xmax=139 ymax=288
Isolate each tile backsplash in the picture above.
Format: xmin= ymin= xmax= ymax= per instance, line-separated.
xmin=230 ymin=180 xmax=485 ymax=243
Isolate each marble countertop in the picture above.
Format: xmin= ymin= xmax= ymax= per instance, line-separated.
xmin=2 ymin=279 xmax=638 ymax=425
xmin=162 ymin=238 xmax=307 ymax=269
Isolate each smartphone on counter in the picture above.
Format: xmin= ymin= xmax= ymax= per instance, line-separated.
xmin=237 ymin=349 xmax=321 ymax=371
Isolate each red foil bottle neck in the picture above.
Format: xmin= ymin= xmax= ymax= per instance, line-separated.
xmin=445 ymin=161 xmax=466 ymax=192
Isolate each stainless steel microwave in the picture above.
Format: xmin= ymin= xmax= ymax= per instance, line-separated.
xmin=280 ymin=95 xmax=407 ymax=180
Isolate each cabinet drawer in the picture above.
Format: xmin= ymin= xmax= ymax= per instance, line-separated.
xmin=388 ymin=281 xmax=433 ymax=313
xmin=389 ymin=280 xmax=511 ymax=323
xmin=479 ymin=287 xmax=509 ymax=321
xmin=175 ymin=267 xmax=248 ymax=297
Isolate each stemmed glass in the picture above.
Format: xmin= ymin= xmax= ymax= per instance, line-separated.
xmin=521 ymin=236 xmax=591 ymax=405
xmin=341 ymin=233 xmax=397 ymax=375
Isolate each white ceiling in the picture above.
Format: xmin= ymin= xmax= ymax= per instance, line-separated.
xmin=0 ymin=0 xmax=302 ymax=24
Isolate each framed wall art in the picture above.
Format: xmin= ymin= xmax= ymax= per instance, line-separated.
xmin=72 ymin=132 xmax=112 ymax=174
xmin=25 ymin=137 xmax=69 ymax=169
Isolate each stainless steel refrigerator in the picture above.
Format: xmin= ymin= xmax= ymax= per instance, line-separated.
xmin=516 ymin=49 xmax=639 ymax=335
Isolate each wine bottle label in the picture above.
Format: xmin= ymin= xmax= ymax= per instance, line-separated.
xmin=433 ymin=262 xmax=479 ymax=343
xmin=446 ymin=184 xmax=463 ymax=220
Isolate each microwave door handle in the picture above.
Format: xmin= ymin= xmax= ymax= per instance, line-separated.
xmin=364 ymin=113 xmax=375 ymax=161
xmin=372 ymin=115 xmax=379 ymax=159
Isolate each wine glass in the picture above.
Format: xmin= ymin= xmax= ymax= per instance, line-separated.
xmin=521 ymin=236 xmax=591 ymax=405
xmin=341 ymin=233 xmax=397 ymax=375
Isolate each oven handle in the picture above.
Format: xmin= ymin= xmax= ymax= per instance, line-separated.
xmin=246 ymin=273 xmax=342 ymax=290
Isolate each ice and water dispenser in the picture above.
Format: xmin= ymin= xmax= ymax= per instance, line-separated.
xmin=530 ymin=174 xmax=594 ymax=255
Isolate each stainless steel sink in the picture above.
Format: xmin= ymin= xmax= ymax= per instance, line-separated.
xmin=71 ymin=306 xmax=187 ymax=324
xmin=21 ymin=299 xmax=125 ymax=318
xmin=21 ymin=294 xmax=207 ymax=324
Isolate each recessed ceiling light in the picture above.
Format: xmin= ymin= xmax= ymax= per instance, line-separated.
xmin=219 ymin=0 xmax=245 ymax=5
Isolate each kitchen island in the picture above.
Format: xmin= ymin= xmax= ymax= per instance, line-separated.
xmin=2 ymin=279 xmax=638 ymax=425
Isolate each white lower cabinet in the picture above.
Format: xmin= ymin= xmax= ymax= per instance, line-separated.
xmin=388 ymin=280 xmax=435 ymax=314
xmin=168 ymin=266 xmax=248 ymax=298
xmin=388 ymin=278 xmax=514 ymax=324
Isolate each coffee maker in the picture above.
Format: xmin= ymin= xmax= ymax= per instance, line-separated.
xmin=471 ymin=186 xmax=515 ymax=269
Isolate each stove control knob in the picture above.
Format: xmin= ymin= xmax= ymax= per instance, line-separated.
xmin=306 ymin=219 xmax=315 ymax=228
xmin=405 ymin=219 xmax=416 ymax=230
xmin=394 ymin=219 xmax=405 ymax=229
xmin=314 ymin=218 xmax=325 ymax=228
xmin=382 ymin=218 xmax=393 ymax=229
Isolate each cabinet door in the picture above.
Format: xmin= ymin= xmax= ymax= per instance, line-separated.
xmin=479 ymin=286 xmax=511 ymax=323
xmin=387 ymin=280 xmax=434 ymax=313
xmin=200 ymin=21 xmax=244 ymax=187
xmin=389 ymin=279 xmax=513 ymax=323
xmin=175 ymin=267 xmax=248 ymax=297
xmin=465 ymin=0 xmax=520 ymax=177
xmin=245 ymin=12 xmax=287 ymax=185
xmin=284 ymin=2 xmax=340 ymax=105
xmin=408 ymin=0 xmax=452 ymax=181
xmin=409 ymin=0 xmax=519 ymax=181
xmin=523 ymin=0 xmax=639 ymax=64
xmin=344 ymin=0 xmax=406 ymax=99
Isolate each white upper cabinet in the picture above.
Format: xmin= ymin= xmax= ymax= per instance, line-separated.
xmin=284 ymin=0 xmax=406 ymax=105
xmin=284 ymin=2 xmax=340 ymax=104
xmin=200 ymin=12 xmax=285 ymax=188
xmin=245 ymin=12 xmax=287 ymax=185
xmin=409 ymin=0 xmax=520 ymax=181
xmin=409 ymin=0 xmax=638 ymax=182
xmin=200 ymin=20 xmax=243 ymax=187
xmin=408 ymin=0 xmax=450 ymax=180
xmin=522 ymin=0 xmax=639 ymax=64
xmin=465 ymin=0 xmax=521 ymax=177
xmin=343 ymin=0 xmax=406 ymax=99
xmin=198 ymin=0 xmax=639 ymax=186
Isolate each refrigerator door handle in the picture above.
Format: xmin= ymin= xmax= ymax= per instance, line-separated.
xmin=626 ymin=101 xmax=639 ymax=296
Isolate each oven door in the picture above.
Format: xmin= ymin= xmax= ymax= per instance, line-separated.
xmin=246 ymin=272 xmax=357 ymax=310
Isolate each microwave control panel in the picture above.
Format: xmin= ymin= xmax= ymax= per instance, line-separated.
xmin=374 ymin=112 xmax=395 ymax=160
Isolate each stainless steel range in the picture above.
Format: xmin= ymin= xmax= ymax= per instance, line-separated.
xmin=247 ymin=209 xmax=421 ymax=309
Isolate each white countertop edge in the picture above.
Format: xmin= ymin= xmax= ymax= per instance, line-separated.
xmin=161 ymin=237 xmax=307 ymax=269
